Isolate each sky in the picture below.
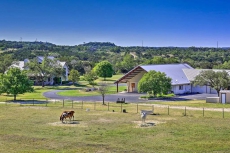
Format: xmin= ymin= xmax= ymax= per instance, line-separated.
xmin=0 ymin=0 xmax=229 ymax=47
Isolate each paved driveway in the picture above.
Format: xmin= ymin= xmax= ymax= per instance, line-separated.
xmin=43 ymin=90 xmax=218 ymax=103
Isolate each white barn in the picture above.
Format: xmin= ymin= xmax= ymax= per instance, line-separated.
xmin=114 ymin=63 xmax=225 ymax=95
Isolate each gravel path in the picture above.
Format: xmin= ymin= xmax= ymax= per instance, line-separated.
xmin=138 ymin=103 xmax=230 ymax=112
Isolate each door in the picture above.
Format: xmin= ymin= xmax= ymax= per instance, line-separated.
xmin=221 ymin=93 xmax=226 ymax=104
xmin=131 ymin=83 xmax=135 ymax=92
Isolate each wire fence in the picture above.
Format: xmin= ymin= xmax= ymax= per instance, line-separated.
xmin=2 ymin=98 xmax=230 ymax=119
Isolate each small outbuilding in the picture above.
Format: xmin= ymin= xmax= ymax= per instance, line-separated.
xmin=219 ymin=90 xmax=230 ymax=104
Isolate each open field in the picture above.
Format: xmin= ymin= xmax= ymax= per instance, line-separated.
xmin=1 ymin=104 xmax=230 ymax=152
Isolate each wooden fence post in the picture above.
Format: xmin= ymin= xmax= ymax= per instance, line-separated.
xmin=108 ymin=102 xmax=109 ymax=111
xmin=46 ymin=99 xmax=48 ymax=107
xmin=137 ymin=103 xmax=138 ymax=113
xmin=121 ymin=103 xmax=122 ymax=112
xmin=185 ymin=107 xmax=186 ymax=116
xmin=203 ymin=108 xmax=204 ymax=117
xmin=63 ymin=99 xmax=64 ymax=107
xmin=223 ymin=108 xmax=224 ymax=118
xmin=33 ymin=98 xmax=34 ymax=106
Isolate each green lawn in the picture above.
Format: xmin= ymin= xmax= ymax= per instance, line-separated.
xmin=57 ymin=86 xmax=127 ymax=96
xmin=0 ymin=86 xmax=78 ymax=102
xmin=1 ymin=104 xmax=230 ymax=152
xmin=95 ymin=74 xmax=123 ymax=82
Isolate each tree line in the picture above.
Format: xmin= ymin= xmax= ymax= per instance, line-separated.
xmin=1 ymin=40 xmax=230 ymax=75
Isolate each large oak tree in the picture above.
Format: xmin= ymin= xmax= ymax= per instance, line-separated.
xmin=193 ymin=70 xmax=230 ymax=96
xmin=0 ymin=68 xmax=34 ymax=101
xmin=94 ymin=61 xmax=113 ymax=81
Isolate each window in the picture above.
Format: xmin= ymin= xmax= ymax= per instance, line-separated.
xmin=179 ymin=85 xmax=183 ymax=90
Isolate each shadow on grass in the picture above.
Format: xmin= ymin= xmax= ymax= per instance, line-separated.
xmin=8 ymin=99 xmax=48 ymax=104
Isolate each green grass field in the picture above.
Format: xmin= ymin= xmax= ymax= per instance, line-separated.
xmin=1 ymin=104 xmax=230 ymax=153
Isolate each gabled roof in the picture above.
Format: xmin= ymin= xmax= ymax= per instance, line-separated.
xmin=183 ymin=69 xmax=230 ymax=81
xmin=114 ymin=66 xmax=146 ymax=83
xmin=37 ymin=56 xmax=55 ymax=61
xmin=115 ymin=63 xmax=193 ymax=85
xmin=60 ymin=62 xmax=68 ymax=68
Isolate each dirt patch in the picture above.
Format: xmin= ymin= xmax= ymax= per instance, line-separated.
xmin=48 ymin=121 xmax=88 ymax=127
xmin=133 ymin=120 xmax=166 ymax=128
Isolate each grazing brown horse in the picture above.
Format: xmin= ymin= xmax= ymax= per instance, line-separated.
xmin=60 ymin=111 xmax=75 ymax=123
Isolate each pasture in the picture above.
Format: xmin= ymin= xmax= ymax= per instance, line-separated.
xmin=1 ymin=104 xmax=230 ymax=153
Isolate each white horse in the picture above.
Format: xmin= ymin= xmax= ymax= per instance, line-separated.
xmin=141 ymin=112 xmax=147 ymax=123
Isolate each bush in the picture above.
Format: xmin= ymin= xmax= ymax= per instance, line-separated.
xmin=140 ymin=93 xmax=175 ymax=99
xmin=62 ymin=81 xmax=70 ymax=84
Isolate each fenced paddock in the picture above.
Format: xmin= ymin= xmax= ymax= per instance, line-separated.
xmin=2 ymin=98 xmax=230 ymax=119
xmin=2 ymin=100 xmax=230 ymax=152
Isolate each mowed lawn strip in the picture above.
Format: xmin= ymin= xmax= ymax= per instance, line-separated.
xmin=1 ymin=105 xmax=230 ymax=152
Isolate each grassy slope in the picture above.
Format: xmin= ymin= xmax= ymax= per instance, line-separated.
xmin=0 ymin=105 xmax=230 ymax=152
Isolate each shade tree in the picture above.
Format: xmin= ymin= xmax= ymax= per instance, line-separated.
xmin=93 ymin=61 xmax=113 ymax=81
xmin=0 ymin=68 xmax=34 ymax=101
xmin=138 ymin=70 xmax=172 ymax=96
xmin=193 ymin=70 xmax=230 ymax=96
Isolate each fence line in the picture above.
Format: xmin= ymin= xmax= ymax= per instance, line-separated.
xmin=2 ymin=98 xmax=230 ymax=118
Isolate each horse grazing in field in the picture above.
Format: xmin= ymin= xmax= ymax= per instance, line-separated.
xmin=60 ymin=110 xmax=75 ymax=123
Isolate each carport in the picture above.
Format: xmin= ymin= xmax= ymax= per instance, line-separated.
xmin=114 ymin=66 xmax=146 ymax=92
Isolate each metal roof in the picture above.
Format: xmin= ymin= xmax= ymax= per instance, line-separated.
xmin=115 ymin=63 xmax=194 ymax=85
xmin=183 ymin=69 xmax=230 ymax=81
xmin=140 ymin=64 xmax=193 ymax=85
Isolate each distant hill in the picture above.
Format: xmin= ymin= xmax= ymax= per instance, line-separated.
xmin=0 ymin=40 xmax=56 ymax=51
xmin=78 ymin=42 xmax=116 ymax=47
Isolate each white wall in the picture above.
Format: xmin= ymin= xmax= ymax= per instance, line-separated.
xmin=192 ymin=85 xmax=217 ymax=94
xmin=172 ymin=84 xmax=191 ymax=94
